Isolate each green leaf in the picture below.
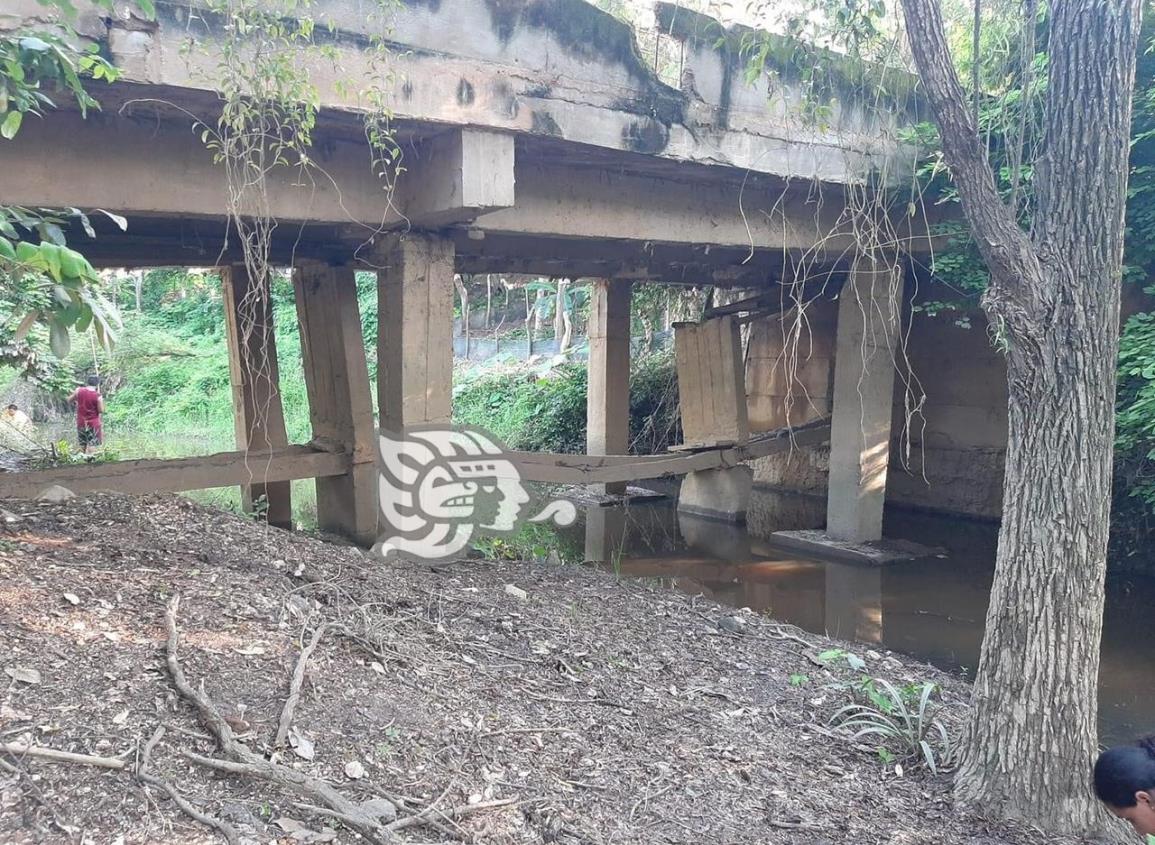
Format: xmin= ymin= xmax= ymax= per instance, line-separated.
xmin=97 ymin=209 xmax=128 ymax=231
xmin=14 ymin=240 xmax=39 ymax=263
xmin=1 ymin=110 xmax=23 ymax=140
xmin=48 ymin=319 xmax=70 ymax=359
xmin=18 ymin=36 xmax=51 ymax=52
xmin=0 ymin=236 xmax=14 ymax=260
xmin=41 ymin=221 xmax=67 ymax=245
xmin=40 ymin=241 xmax=63 ymax=281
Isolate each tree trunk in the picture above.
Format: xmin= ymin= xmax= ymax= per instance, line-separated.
xmin=485 ymin=274 xmax=493 ymax=329
xmin=134 ymin=269 xmax=144 ymax=312
xmin=524 ymin=289 xmax=534 ymax=358
xmin=533 ymin=289 xmax=545 ymax=334
xmin=560 ymin=294 xmax=573 ymax=352
xmin=553 ymin=279 xmax=568 ymax=342
xmin=639 ymin=313 xmax=654 ymax=351
xmin=900 ymin=0 xmax=1141 ymax=834
xmin=454 ymin=275 xmax=471 ymax=357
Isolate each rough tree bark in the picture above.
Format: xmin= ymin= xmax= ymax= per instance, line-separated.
xmin=553 ymin=279 xmax=569 ymax=344
xmin=899 ymin=0 xmax=1141 ymax=833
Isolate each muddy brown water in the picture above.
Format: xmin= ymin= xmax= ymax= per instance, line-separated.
xmin=548 ymin=486 xmax=1155 ymax=746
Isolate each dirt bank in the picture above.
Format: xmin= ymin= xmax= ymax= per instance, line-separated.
xmin=0 ymin=493 xmax=1090 ymax=844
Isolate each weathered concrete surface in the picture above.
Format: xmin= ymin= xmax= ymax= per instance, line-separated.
xmin=678 ymin=465 xmax=754 ymax=523
xmin=221 ymin=262 xmax=293 ymax=528
xmin=825 ymin=258 xmax=902 ymax=543
xmin=586 ymin=280 xmax=632 ymax=495
xmin=63 ymin=0 xmax=912 ymax=184
xmin=744 ymin=295 xmax=1009 ymax=520
xmin=376 ymin=234 xmax=456 ymax=432
xmin=294 ymin=261 xmax=379 ymax=545
xmin=770 ymin=529 xmax=942 ymax=566
xmin=746 ymin=295 xmax=837 ymax=432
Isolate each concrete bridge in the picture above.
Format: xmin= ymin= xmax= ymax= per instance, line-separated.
xmin=0 ymin=0 xmax=943 ymax=552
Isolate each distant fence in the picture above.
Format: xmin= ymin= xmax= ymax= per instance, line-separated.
xmin=453 ymin=330 xmax=672 ymax=364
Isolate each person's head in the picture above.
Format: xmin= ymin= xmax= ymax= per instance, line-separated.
xmin=86 ymin=375 xmax=98 ymax=387
xmin=1095 ymin=737 xmax=1155 ymax=836
xmin=5 ymin=404 xmax=15 ymax=413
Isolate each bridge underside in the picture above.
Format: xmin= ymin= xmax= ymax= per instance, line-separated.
xmin=0 ymin=0 xmax=940 ymax=549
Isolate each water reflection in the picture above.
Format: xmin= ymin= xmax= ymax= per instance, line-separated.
xmin=564 ymin=486 xmax=1155 ymax=745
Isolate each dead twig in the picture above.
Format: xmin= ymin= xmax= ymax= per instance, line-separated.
xmin=137 ymin=727 xmax=239 ymax=845
xmin=385 ymin=797 xmax=519 ymax=834
xmin=163 ymin=596 xmax=393 ymax=844
xmin=0 ymin=742 xmax=128 ymax=770
xmin=275 ymin=622 xmax=332 ymax=749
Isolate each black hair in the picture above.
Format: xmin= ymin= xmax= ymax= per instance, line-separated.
xmin=86 ymin=375 xmax=99 ymax=387
xmin=1095 ymin=736 xmax=1155 ymax=807
xmin=5 ymin=404 xmax=15 ymax=411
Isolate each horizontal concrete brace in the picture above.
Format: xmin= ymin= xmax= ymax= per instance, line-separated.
xmin=0 ymin=445 xmax=349 ymax=499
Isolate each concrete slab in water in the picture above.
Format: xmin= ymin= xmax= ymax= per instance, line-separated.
xmin=769 ymin=529 xmax=945 ymax=565
xmin=559 ymin=485 xmax=667 ymax=507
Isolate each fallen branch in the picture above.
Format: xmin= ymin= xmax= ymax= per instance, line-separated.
xmin=0 ymin=742 xmax=127 ymax=770
xmin=137 ymin=727 xmax=238 ymax=845
xmin=163 ymin=596 xmax=393 ymax=844
xmin=275 ymin=622 xmax=332 ymax=749
xmin=385 ymin=798 xmax=519 ymax=834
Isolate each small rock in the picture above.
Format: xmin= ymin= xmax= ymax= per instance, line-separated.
xmin=718 ymin=616 xmax=747 ymax=634
xmin=344 ymin=760 xmax=366 ymax=779
xmin=219 ymin=802 xmax=260 ymax=827
xmin=5 ymin=667 xmax=41 ymax=685
xmin=36 ymin=485 xmax=75 ymax=503
xmin=62 ymin=593 xmax=80 ymax=606
xmin=866 ymin=649 xmax=882 ymax=661
xmin=504 ymin=584 xmax=528 ymax=601
xmin=0 ymin=704 xmax=29 ymax=721
xmin=359 ymin=797 xmax=398 ymax=823
xmin=0 ymin=508 xmax=21 ymax=524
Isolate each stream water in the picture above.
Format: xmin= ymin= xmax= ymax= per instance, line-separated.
xmin=549 ymin=486 xmax=1155 ymax=745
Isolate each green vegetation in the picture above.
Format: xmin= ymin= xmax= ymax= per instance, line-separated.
xmin=0 ymin=6 xmax=130 ymax=384
xmin=452 ymin=349 xmax=681 ymax=455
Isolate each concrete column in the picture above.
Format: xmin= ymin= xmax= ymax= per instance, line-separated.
xmin=221 ymin=262 xmax=292 ymax=529
xmin=586 ymin=280 xmax=632 ymax=495
xmin=376 ymin=234 xmax=455 ymax=432
xmin=825 ymin=257 xmax=902 ymax=543
xmin=294 ymin=261 xmax=378 ymax=545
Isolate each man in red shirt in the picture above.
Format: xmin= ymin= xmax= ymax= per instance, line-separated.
xmin=67 ymin=375 xmax=104 ymax=454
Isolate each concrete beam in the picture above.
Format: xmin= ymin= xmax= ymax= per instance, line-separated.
xmin=398 ymin=129 xmax=516 ymax=227
xmin=0 ymin=109 xmax=515 ymax=232
xmin=586 ymin=280 xmax=632 ymax=495
xmin=825 ymin=257 xmax=903 ymax=543
xmin=294 ymin=261 xmax=379 ymax=545
xmin=221 ymin=262 xmax=293 ymax=528
xmin=376 ymin=234 xmax=456 ymax=432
